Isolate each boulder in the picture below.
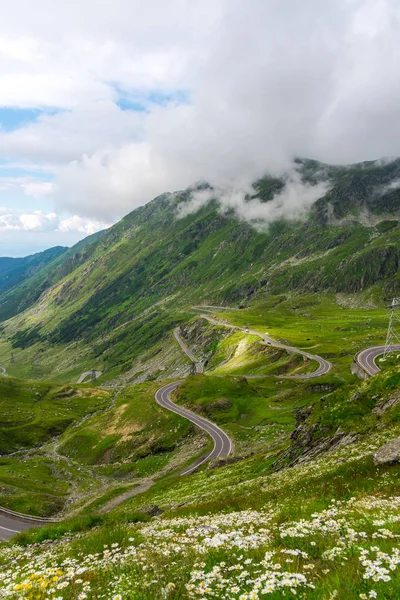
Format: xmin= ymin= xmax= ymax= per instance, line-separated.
xmin=143 ymin=504 xmax=164 ymax=517
xmin=374 ymin=436 xmax=400 ymax=465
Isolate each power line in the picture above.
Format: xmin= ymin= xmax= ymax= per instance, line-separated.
xmin=383 ymin=298 xmax=400 ymax=358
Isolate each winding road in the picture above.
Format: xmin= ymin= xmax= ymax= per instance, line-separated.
xmin=355 ymin=345 xmax=400 ymax=377
xmin=77 ymin=370 xmax=102 ymax=383
xmin=0 ymin=507 xmax=55 ymax=541
xmin=0 ymin=308 xmax=396 ymax=538
xmin=155 ymin=380 xmax=232 ymax=476
xmin=194 ymin=310 xmax=332 ymax=379
xmin=173 ymin=327 xmax=204 ymax=374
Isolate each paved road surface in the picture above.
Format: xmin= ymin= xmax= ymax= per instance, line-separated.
xmin=0 ymin=509 xmax=54 ymax=541
xmin=155 ymin=381 xmax=232 ymax=476
xmin=355 ymin=345 xmax=400 ymax=377
xmin=195 ymin=311 xmax=332 ymax=379
xmin=174 ymin=327 xmax=204 ymax=374
xmin=0 ymin=514 xmax=35 ymax=541
xmin=77 ymin=370 xmax=102 ymax=383
xmin=1 ymin=312 xmax=395 ymax=538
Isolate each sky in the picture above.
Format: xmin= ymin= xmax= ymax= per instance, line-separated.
xmin=1 ymin=0 xmax=400 ymax=256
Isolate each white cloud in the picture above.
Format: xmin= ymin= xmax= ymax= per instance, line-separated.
xmin=21 ymin=181 xmax=55 ymax=199
xmin=179 ymin=175 xmax=330 ymax=226
xmin=1 ymin=0 xmax=400 ymax=229
xmin=0 ymin=207 xmax=107 ymax=234
xmin=58 ymin=215 xmax=108 ymax=235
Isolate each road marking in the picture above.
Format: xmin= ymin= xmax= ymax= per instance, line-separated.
xmin=0 ymin=524 xmax=20 ymax=533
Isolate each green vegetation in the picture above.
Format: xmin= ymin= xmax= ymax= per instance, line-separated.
xmin=0 ymin=377 xmax=110 ymax=453
xmin=201 ymin=294 xmax=390 ymax=379
xmin=0 ymin=158 xmax=400 ymax=597
xmin=58 ymin=382 xmax=193 ymax=470
xmin=175 ymin=374 xmax=326 ymax=454
xmin=3 ymin=365 xmax=400 ymax=599
xmin=0 ymin=158 xmax=399 ymax=383
xmin=0 ymin=246 xmax=66 ymax=296
xmin=0 ymin=377 xmax=111 ymax=515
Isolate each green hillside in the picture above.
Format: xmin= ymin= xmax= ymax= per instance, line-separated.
xmin=5 ymin=365 xmax=400 ymax=599
xmin=0 ymin=158 xmax=399 ymax=383
xmin=0 ymin=377 xmax=111 ymax=515
xmin=1 ymin=158 xmax=400 ymax=599
xmin=0 ymin=246 xmax=67 ymax=295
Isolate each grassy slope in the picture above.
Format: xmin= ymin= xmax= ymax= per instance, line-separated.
xmin=202 ymin=294 xmax=391 ymax=379
xmin=5 ymin=367 xmax=400 ymax=599
xmin=0 ymin=377 xmax=110 ymax=453
xmin=0 ymin=377 xmax=111 ymax=515
xmin=1 ymin=160 xmax=400 ymax=596
xmin=0 ymin=246 xmax=67 ymax=295
xmin=0 ymin=158 xmax=399 ymax=383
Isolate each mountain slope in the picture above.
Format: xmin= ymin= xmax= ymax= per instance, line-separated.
xmin=0 ymin=246 xmax=67 ymax=295
xmin=0 ymin=230 xmax=104 ymax=323
xmin=0 ymin=158 xmax=399 ymax=381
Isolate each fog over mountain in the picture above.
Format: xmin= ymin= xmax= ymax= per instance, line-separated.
xmin=1 ymin=0 xmax=400 ymax=252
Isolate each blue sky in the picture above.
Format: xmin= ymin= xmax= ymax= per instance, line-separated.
xmin=0 ymin=86 xmax=191 ymax=255
xmin=1 ymin=0 xmax=400 ymax=256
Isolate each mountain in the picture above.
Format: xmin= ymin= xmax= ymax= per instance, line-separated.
xmin=0 ymin=158 xmax=399 ymax=381
xmin=0 ymin=230 xmax=104 ymax=323
xmin=2 ymin=159 xmax=400 ymax=600
xmin=0 ymin=246 xmax=67 ymax=295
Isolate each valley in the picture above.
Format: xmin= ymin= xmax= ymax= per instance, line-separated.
xmin=0 ymin=160 xmax=400 ymax=599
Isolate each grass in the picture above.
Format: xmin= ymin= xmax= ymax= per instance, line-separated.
xmin=57 ymin=382 xmax=193 ymax=468
xmin=3 ymin=399 xmax=400 ymax=598
xmin=198 ymin=293 xmax=390 ymax=380
xmin=0 ymin=313 xmax=399 ymax=597
xmin=0 ymin=289 xmax=400 ymax=596
xmin=0 ymin=377 xmax=110 ymax=453
xmin=175 ymin=374 xmax=329 ymax=455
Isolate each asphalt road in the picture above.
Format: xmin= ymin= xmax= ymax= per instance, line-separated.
xmin=196 ymin=311 xmax=332 ymax=379
xmin=0 ymin=509 xmax=54 ymax=541
xmin=0 ymin=514 xmax=34 ymax=541
xmin=77 ymin=370 xmax=102 ymax=383
xmin=155 ymin=381 xmax=232 ymax=476
xmin=1 ymin=314 xmax=396 ymax=538
xmin=174 ymin=327 xmax=204 ymax=374
xmin=355 ymin=344 xmax=400 ymax=377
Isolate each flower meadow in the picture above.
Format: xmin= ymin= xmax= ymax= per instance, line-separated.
xmin=0 ymin=493 xmax=400 ymax=600
xmin=2 ymin=377 xmax=400 ymax=600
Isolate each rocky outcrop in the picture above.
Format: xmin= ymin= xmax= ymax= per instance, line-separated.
xmin=208 ymin=398 xmax=233 ymax=411
xmin=351 ymin=360 xmax=370 ymax=380
xmin=374 ymin=437 xmax=400 ymax=465
xmin=274 ymin=406 xmax=359 ymax=469
xmin=372 ymin=392 xmax=400 ymax=416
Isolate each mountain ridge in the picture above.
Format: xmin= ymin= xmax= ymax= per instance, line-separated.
xmin=0 ymin=157 xmax=399 ymax=382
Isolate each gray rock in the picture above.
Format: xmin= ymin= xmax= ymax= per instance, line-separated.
xmin=372 ymin=392 xmax=400 ymax=416
xmin=374 ymin=436 xmax=400 ymax=465
xmin=143 ymin=504 xmax=164 ymax=517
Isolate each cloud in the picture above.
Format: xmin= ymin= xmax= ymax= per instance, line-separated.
xmin=0 ymin=207 xmax=108 ymax=234
xmin=178 ymin=175 xmax=330 ymax=226
xmin=2 ymin=0 xmax=400 ymax=228
xmin=0 ymin=102 xmax=144 ymax=164
xmin=21 ymin=181 xmax=55 ymax=199
xmin=58 ymin=215 xmax=108 ymax=235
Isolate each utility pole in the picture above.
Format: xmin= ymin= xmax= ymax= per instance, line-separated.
xmin=383 ymin=298 xmax=400 ymax=358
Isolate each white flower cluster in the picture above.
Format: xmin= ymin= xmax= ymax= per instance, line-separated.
xmin=0 ymin=493 xmax=399 ymax=598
